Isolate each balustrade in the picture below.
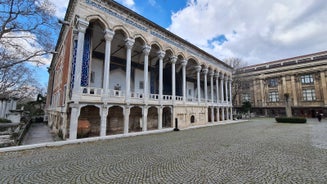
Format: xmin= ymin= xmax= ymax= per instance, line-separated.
xmin=81 ymin=87 xmax=102 ymax=95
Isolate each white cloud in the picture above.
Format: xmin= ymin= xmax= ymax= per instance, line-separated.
xmin=49 ymin=0 xmax=69 ymax=19
xmin=148 ymin=0 xmax=156 ymax=6
xmin=168 ymin=0 xmax=327 ymax=65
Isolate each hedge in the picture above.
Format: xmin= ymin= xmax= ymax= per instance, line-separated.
xmin=275 ymin=117 xmax=307 ymax=123
xmin=0 ymin=118 xmax=12 ymax=123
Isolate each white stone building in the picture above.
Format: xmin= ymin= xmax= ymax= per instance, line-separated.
xmin=0 ymin=98 xmax=17 ymax=119
xmin=46 ymin=0 xmax=233 ymax=140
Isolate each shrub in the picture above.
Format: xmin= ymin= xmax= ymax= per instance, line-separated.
xmin=0 ymin=118 xmax=12 ymax=123
xmin=275 ymin=117 xmax=307 ymax=123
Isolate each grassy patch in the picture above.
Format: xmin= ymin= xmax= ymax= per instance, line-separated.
xmin=0 ymin=118 xmax=12 ymax=123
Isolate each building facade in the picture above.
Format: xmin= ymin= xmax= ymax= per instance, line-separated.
xmin=46 ymin=0 xmax=233 ymax=140
xmin=234 ymin=51 xmax=327 ymax=117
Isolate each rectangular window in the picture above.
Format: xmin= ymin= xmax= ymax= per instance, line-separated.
xmin=302 ymin=89 xmax=316 ymax=101
xmin=241 ymin=82 xmax=250 ymax=89
xmin=268 ymin=91 xmax=279 ymax=102
xmin=268 ymin=78 xmax=278 ymax=87
xmin=242 ymin=93 xmax=250 ymax=102
xmin=301 ymin=74 xmax=314 ymax=84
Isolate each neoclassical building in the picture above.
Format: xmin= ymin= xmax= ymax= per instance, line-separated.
xmin=234 ymin=51 xmax=327 ymax=117
xmin=46 ymin=0 xmax=233 ymax=140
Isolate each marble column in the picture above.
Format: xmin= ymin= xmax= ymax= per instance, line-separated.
xmin=158 ymin=106 xmax=163 ymax=129
xmin=181 ymin=60 xmax=188 ymax=102
xmin=215 ymin=72 xmax=219 ymax=104
xmin=171 ymin=56 xmax=177 ymax=102
xmin=142 ymin=107 xmax=148 ymax=131
xmin=203 ymin=68 xmax=208 ymax=104
xmin=225 ymin=76 xmax=228 ymax=103
xmin=220 ymin=74 xmax=224 ymax=103
xmin=100 ymin=106 xmax=109 ymax=137
xmin=230 ymin=107 xmax=233 ymax=120
xmin=158 ymin=51 xmax=165 ymax=104
xmin=195 ymin=65 xmax=202 ymax=103
xmin=69 ymin=104 xmax=80 ymax=140
xmin=103 ymin=29 xmax=114 ymax=96
xmin=210 ymin=71 xmax=214 ymax=104
xmin=123 ymin=106 xmax=130 ymax=134
xmin=143 ymin=45 xmax=151 ymax=104
xmin=125 ymin=38 xmax=135 ymax=103
xmin=72 ymin=19 xmax=89 ymax=101
xmin=226 ymin=106 xmax=229 ymax=120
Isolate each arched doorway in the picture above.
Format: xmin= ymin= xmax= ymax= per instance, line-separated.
xmin=163 ymin=106 xmax=172 ymax=128
xmin=107 ymin=106 xmax=124 ymax=135
xmin=129 ymin=106 xmax=142 ymax=132
xmin=78 ymin=105 xmax=100 ymax=138
xmin=147 ymin=106 xmax=158 ymax=130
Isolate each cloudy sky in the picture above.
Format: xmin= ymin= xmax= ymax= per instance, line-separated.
xmin=50 ymin=0 xmax=327 ymax=65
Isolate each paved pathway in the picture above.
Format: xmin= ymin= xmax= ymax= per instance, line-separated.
xmin=21 ymin=122 xmax=55 ymax=145
xmin=0 ymin=118 xmax=326 ymax=183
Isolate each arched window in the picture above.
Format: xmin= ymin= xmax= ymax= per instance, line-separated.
xmin=190 ymin=115 xmax=195 ymax=123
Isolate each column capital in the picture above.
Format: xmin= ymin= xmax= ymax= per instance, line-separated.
xmin=142 ymin=45 xmax=151 ymax=55
xmin=76 ymin=18 xmax=89 ymax=33
xmin=215 ymin=72 xmax=220 ymax=78
xmin=104 ymin=29 xmax=115 ymax=41
xmin=181 ymin=59 xmax=188 ymax=66
xmin=209 ymin=70 xmax=215 ymax=77
xmin=195 ymin=65 xmax=202 ymax=72
xmin=170 ymin=56 xmax=177 ymax=64
xmin=125 ymin=38 xmax=135 ymax=49
xmin=220 ymin=73 xmax=225 ymax=80
xmin=202 ymin=68 xmax=208 ymax=74
xmin=157 ymin=50 xmax=166 ymax=59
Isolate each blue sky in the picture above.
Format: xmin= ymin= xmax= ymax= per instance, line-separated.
xmin=40 ymin=0 xmax=327 ymax=86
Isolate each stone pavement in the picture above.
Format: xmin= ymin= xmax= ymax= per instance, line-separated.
xmin=21 ymin=122 xmax=55 ymax=145
xmin=0 ymin=118 xmax=326 ymax=183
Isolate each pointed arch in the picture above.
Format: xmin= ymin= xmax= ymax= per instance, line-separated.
xmin=85 ymin=14 xmax=110 ymax=30
xmin=176 ymin=52 xmax=186 ymax=60
xmin=113 ymin=25 xmax=131 ymax=38
xmin=133 ymin=34 xmax=149 ymax=45
xmin=150 ymin=41 xmax=163 ymax=51
xmin=164 ymin=47 xmax=176 ymax=56
xmin=187 ymin=56 xmax=200 ymax=66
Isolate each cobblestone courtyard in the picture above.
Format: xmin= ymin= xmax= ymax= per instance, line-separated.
xmin=1 ymin=118 xmax=326 ymax=183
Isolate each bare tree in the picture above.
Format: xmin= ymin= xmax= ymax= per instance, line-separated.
xmin=224 ymin=57 xmax=248 ymax=106
xmin=0 ymin=0 xmax=59 ymax=69
xmin=0 ymin=63 xmax=43 ymax=100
